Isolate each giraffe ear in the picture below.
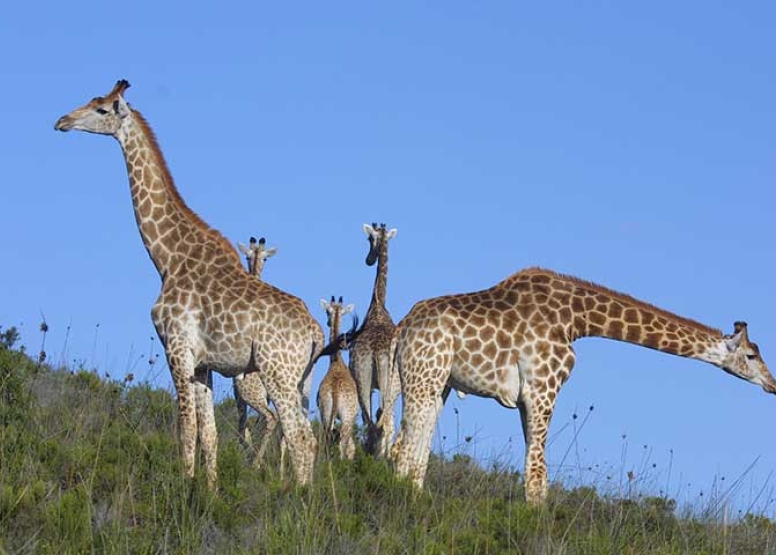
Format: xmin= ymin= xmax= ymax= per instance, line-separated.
xmin=386 ymin=228 xmax=398 ymax=240
xmin=264 ymin=247 xmax=278 ymax=258
xmin=363 ymin=223 xmax=376 ymax=237
xmin=319 ymin=298 xmax=329 ymax=310
xmin=113 ymin=95 xmax=131 ymax=119
xmin=725 ymin=330 xmax=745 ymax=351
xmin=342 ymin=303 xmax=355 ymax=315
xmin=238 ymin=243 xmax=251 ymax=256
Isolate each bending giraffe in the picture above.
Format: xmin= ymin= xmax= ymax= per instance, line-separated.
xmin=317 ymin=296 xmax=359 ymax=460
xmin=55 ymin=80 xmax=325 ymax=487
xmin=349 ymin=223 xmax=399 ymax=456
xmin=391 ymin=267 xmax=776 ymax=504
xmin=232 ymin=236 xmax=286 ymax=469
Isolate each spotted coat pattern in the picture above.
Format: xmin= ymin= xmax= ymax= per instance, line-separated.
xmin=55 ymin=81 xmax=325 ymax=487
xmin=391 ymin=267 xmax=776 ymax=504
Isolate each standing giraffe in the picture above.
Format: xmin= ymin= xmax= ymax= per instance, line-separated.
xmin=349 ymin=223 xmax=399 ymax=456
xmin=232 ymin=236 xmax=284 ymax=468
xmin=55 ymin=80 xmax=325 ymax=487
xmin=391 ymin=267 xmax=776 ymax=504
xmin=317 ymin=296 xmax=359 ymax=460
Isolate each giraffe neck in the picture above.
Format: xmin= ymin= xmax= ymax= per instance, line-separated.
xmin=365 ymin=242 xmax=389 ymax=321
xmin=115 ymin=109 xmax=239 ymax=278
xmin=252 ymin=264 xmax=263 ymax=280
xmin=508 ymin=269 xmax=730 ymax=367
xmin=328 ymin=311 xmax=343 ymax=363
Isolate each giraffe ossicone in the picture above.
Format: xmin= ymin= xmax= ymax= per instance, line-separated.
xmin=391 ymin=267 xmax=775 ymax=504
xmin=55 ymin=80 xmax=325 ymax=488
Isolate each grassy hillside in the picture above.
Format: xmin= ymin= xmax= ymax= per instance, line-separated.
xmin=1 ymin=326 xmax=774 ymax=554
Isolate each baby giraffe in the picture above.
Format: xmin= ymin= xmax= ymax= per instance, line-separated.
xmin=317 ymin=296 xmax=359 ymax=460
xmin=233 ymin=236 xmax=286 ymax=469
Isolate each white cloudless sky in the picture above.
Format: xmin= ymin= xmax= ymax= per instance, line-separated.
xmin=2 ymin=1 xmax=775 ymax=513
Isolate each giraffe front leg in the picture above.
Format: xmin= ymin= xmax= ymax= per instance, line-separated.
xmin=194 ymin=369 xmax=218 ymax=489
xmin=519 ymin=383 xmax=563 ymax=505
xmin=519 ymin=348 xmax=575 ymax=505
xmin=166 ymin=340 xmax=199 ymax=481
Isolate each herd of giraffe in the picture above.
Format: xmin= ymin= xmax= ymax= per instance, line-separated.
xmin=55 ymin=80 xmax=776 ymax=505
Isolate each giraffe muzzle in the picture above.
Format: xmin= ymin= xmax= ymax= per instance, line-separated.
xmin=54 ymin=116 xmax=73 ymax=132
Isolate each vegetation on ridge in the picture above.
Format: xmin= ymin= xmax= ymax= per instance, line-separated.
xmin=1 ymin=325 xmax=775 ymax=554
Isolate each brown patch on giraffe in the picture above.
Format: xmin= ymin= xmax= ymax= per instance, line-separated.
xmin=535 ymin=341 xmax=551 ymax=358
xmin=480 ymin=326 xmax=495 ymax=342
xmin=571 ymin=297 xmax=585 ymax=313
xmin=587 ymin=324 xmax=604 ymax=336
xmin=626 ymin=325 xmax=641 ymax=342
xmin=608 ymin=303 xmax=623 ymax=319
xmin=495 ymin=330 xmax=511 ymax=349
xmin=607 ymin=320 xmax=624 ymax=338
xmin=623 ymin=309 xmax=639 ymax=324
xmin=589 ymin=311 xmax=607 ymax=326
xmin=483 ymin=342 xmax=497 ymax=359
xmin=559 ymin=307 xmax=572 ymax=322
xmin=471 ymin=353 xmax=485 ymax=367
xmin=643 ymin=332 xmax=662 ymax=349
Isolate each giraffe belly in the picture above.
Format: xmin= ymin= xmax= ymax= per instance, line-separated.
xmin=449 ymin=359 xmax=522 ymax=409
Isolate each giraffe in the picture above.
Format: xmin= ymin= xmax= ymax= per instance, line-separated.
xmin=317 ymin=296 xmax=359 ymax=460
xmin=391 ymin=267 xmax=776 ymax=504
xmin=54 ymin=80 xmax=325 ymax=488
xmin=348 ymin=223 xmax=399 ymax=456
xmin=231 ymin=236 xmax=285 ymax=468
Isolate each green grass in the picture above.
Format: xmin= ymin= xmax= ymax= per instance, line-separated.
xmin=1 ymin=328 xmax=775 ymax=554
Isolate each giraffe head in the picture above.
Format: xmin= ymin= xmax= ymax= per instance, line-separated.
xmin=721 ymin=321 xmax=776 ymax=394
xmin=238 ymin=236 xmax=277 ymax=278
xmin=54 ymin=80 xmax=132 ymax=136
xmin=363 ymin=223 xmax=398 ymax=266
xmin=319 ymin=296 xmax=355 ymax=332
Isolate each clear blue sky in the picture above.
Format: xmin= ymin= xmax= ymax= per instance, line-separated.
xmin=3 ymin=2 xmax=775 ymax=513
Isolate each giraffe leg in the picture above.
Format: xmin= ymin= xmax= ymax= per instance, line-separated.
xmin=236 ymin=373 xmax=278 ymax=469
xmin=263 ymin=364 xmax=316 ymax=484
xmin=519 ymin=352 xmax=574 ymax=505
xmin=350 ymin=349 xmax=376 ymax=435
xmin=233 ymin=376 xmax=252 ymax=449
xmin=339 ymin=403 xmax=357 ymax=460
xmin=193 ymin=368 xmax=218 ymax=489
xmin=165 ymin=338 xmax=199 ymax=481
xmin=393 ymin=354 xmax=450 ymax=488
xmin=375 ymin=351 xmax=397 ymax=457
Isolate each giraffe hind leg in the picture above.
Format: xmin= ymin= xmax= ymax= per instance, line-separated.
xmin=236 ymin=373 xmax=279 ymax=469
xmin=394 ymin=354 xmax=450 ymax=488
xmin=262 ymin=361 xmax=316 ymax=484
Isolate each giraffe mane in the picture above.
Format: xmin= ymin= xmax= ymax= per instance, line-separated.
xmin=131 ymin=108 xmax=241 ymax=263
xmin=513 ymin=267 xmax=725 ymax=337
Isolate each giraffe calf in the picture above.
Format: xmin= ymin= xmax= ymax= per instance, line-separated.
xmin=233 ymin=237 xmax=289 ymax=471
xmin=317 ymin=297 xmax=359 ymax=460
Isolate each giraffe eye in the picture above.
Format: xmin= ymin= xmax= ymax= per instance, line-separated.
xmin=95 ymin=108 xmax=109 ymax=115
xmin=746 ymin=354 xmax=758 ymax=360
